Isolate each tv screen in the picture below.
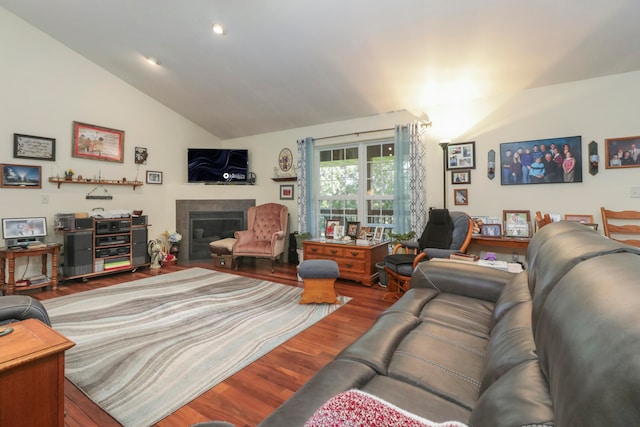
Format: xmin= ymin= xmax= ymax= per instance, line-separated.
xmin=187 ymin=148 xmax=249 ymax=183
xmin=2 ymin=217 xmax=47 ymax=240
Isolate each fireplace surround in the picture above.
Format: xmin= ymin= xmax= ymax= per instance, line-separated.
xmin=176 ymin=199 xmax=255 ymax=262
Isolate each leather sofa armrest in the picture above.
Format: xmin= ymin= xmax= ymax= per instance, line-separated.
xmin=0 ymin=295 xmax=51 ymax=326
xmin=411 ymin=260 xmax=513 ymax=303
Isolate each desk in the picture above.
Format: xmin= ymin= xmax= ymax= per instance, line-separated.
xmin=0 ymin=243 xmax=61 ymax=295
xmin=471 ymin=235 xmax=530 ymax=249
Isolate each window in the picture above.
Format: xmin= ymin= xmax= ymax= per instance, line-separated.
xmin=317 ymin=140 xmax=398 ymax=236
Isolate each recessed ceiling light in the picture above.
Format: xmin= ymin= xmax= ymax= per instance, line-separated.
xmin=212 ymin=23 xmax=227 ymax=35
xmin=145 ymin=56 xmax=160 ymax=66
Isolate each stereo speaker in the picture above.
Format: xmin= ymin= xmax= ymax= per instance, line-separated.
xmin=132 ymin=228 xmax=149 ymax=266
xmin=64 ymin=231 xmax=93 ymax=277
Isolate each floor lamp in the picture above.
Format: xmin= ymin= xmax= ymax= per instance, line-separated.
xmin=439 ymin=140 xmax=450 ymax=208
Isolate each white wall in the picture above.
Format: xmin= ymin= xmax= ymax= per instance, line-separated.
xmin=224 ymin=72 xmax=640 ymax=234
xmin=0 ymin=7 xmax=220 ymax=249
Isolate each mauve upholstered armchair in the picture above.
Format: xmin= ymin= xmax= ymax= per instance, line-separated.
xmin=233 ymin=203 xmax=288 ymax=272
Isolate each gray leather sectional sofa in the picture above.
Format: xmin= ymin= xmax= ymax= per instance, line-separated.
xmin=253 ymin=221 xmax=640 ymax=426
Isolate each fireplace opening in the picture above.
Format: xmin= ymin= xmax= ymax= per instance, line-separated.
xmin=188 ymin=211 xmax=244 ymax=260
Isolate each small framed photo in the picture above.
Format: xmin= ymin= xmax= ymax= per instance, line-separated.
xmin=373 ymin=226 xmax=384 ymax=242
xmin=1 ymin=164 xmax=42 ymax=189
xmin=135 ymin=146 xmax=148 ymax=165
xmin=472 ymin=216 xmax=488 ymax=235
xmin=604 ymin=136 xmax=640 ymax=169
xmin=13 ymin=134 xmax=56 ymax=161
xmin=358 ymin=227 xmax=371 ymax=240
xmin=503 ymin=210 xmax=531 ymax=237
xmin=481 ymin=223 xmax=502 ymax=237
xmin=454 ymin=188 xmax=468 ymax=205
xmin=346 ymin=221 xmax=360 ymax=239
xmin=325 ymin=219 xmax=340 ymax=238
xmin=146 ymin=170 xmax=163 ymax=184
xmin=446 ymin=141 xmax=476 ymax=170
xmin=72 ymin=121 xmax=125 ymax=163
xmin=451 ymin=170 xmax=471 ymax=184
xmin=333 ymin=225 xmax=345 ymax=239
xmin=279 ymin=184 xmax=294 ymax=200
xmin=564 ymin=214 xmax=594 ymax=224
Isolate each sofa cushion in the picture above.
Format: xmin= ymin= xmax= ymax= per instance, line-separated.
xmin=469 ymin=360 xmax=554 ymax=427
xmin=480 ymin=300 xmax=536 ymax=394
xmin=490 ymin=272 xmax=531 ymax=328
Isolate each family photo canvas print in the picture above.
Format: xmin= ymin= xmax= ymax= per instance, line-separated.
xmin=500 ymin=136 xmax=582 ymax=185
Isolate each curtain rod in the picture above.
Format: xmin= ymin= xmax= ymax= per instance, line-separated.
xmin=313 ymin=126 xmax=395 ymax=141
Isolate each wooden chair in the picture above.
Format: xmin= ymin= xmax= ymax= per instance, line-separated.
xmin=600 ymin=207 xmax=640 ymax=247
xmin=535 ymin=211 xmax=552 ymax=230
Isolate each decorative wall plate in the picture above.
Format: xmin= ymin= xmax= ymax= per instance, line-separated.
xmin=278 ymin=148 xmax=293 ymax=171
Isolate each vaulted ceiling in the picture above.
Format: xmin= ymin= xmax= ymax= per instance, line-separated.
xmin=2 ymin=0 xmax=640 ymax=139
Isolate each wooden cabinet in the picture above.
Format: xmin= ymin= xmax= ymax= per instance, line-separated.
xmin=0 ymin=319 xmax=75 ymax=427
xmin=303 ymin=240 xmax=389 ymax=286
xmin=62 ymin=217 xmax=149 ymax=281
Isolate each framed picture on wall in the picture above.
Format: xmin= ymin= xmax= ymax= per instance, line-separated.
xmin=0 ymin=164 xmax=42 ymax=189
xmin=146 ymin=170 xmax=163 ymax=184
xmin=13 ymin=134 xmax=56 ymax=161
xmin=279 ymin=184 xmax=294 ymax=200
xmin=72 ymin=121 xmax=125 ymax=163
xmin=451 ymin=170 xmax=471 ymax=184
xmin=604 ymin=136 xmax=640 ymax=169
xmin=500 ymin=135 xmax=582 ymax=185
xmin=454 ymin=188 xmax=468 ymax=205
xmin=446 ymin=142 xmax=476 ymax=170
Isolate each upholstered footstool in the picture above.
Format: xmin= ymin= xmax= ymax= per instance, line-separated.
xmin=298 ymin=259 xmax=340 ymax=304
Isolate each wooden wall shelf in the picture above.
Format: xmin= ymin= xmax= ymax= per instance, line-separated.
xmin=48 ymin=177 xmax=143 ymax=190
xmin=271 ymin=177 xmax=297 ymax=182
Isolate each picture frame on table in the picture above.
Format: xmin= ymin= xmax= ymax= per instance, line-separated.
xmin=503 ymin=210 xmax=531 ymax=237
xmin=0 ymin=164 xmax=42 ymax=189
xmin=279 ymin=184 xmax=294 ymax=200
xmin=372 ymin=226 xmax=384 ymax=242
xmin=346 ymin=221 xmax=360 ymax=239
xmin=333 ymin=225 xmax=345 ymax=239
xmin=446 ymin=142 xmax=476 ymax=170
xmin=13 ymin=133 xmax=56 ymax=161
xmin=472 ymin=216 xmax=488 ymax=235
xmin=358 ymin=227 xmax=371 ymax=240
xmin=454 ymin=188 xmax=468 ymax=205
xmin=325 ymin=219 xmax=340 ymax=238
xmin=564 ymin=214 xmax=594 ymax=224
xmin=451 ymin=170 xmax=471 ymax=184
xmin=146 ymin=170 xmax=163 ymax=184
xmin=481 ymin=223 xmax=502 ymax=237
xmin=72 ymin=121 xmax=125 ymax=163
xmin=604 ymin=136 xmax=640 ymax=169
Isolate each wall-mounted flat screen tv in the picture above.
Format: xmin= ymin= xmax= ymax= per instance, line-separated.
xmin=187 ymin=148 xmax=249 ymax=183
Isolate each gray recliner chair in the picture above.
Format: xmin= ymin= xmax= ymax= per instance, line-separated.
xmin=0 ymin=294 xmax=51 ymax=326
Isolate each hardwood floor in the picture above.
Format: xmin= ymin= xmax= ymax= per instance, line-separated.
xmin=29 ymin=259 xmax=393 ymax=427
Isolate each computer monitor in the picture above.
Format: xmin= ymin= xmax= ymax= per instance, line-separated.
xmin=2 ymin=217 xmax=47 ymax=245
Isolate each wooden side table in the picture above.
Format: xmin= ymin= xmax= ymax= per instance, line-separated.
xmin=0 ymin=319 xmax=75 ymax=426
xmin=0 ymin=243 xmax=61 ymax=295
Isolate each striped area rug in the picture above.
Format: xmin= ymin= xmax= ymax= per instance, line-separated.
xmin=43 ymin=267 xmax=349 ymax=427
